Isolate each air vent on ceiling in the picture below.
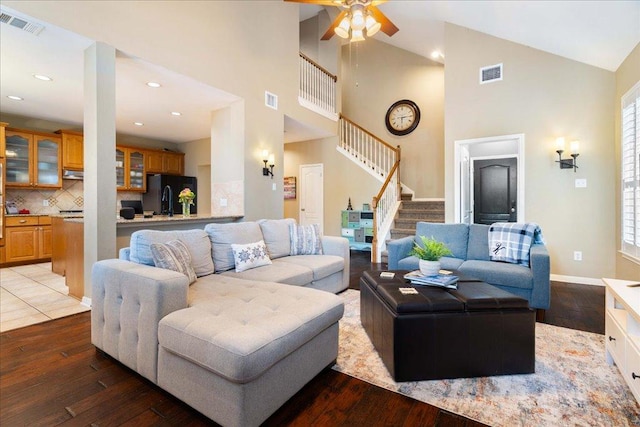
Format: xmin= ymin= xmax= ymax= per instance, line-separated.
xmin=479 ymin=63 xmax=503 ymax=84
xmin=265 ymin=91 xmax=278 ymax=110
xmin=0 ymin=10 xmax=44 ymax=35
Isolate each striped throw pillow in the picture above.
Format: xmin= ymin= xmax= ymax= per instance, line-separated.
xmin=289 ymin=224 xmax=323 ymax=255
xmin=150 ymin=239 xmax=197 ymax=284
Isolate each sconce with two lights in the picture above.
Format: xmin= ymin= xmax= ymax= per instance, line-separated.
xmin=262 ymin=150 xmax=275 ymax=179
xmin=555 ymin=137 xmax=580 ymax=172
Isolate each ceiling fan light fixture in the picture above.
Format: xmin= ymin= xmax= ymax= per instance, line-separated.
xmin=350 ymin=7 xmax=365 ymax=31
xmin=365 ymin=15 xmax=380 ymax=36
xmin=335 ymin=16 xmax=351 ymax=39
xmin=351 ymin=29 xmax=365 ymax=42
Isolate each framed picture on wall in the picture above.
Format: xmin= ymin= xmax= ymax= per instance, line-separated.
xmin=284 ymin=176 xmax=296 ymax=199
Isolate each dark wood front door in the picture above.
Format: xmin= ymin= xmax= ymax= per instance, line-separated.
xmin=473 ymin=157 xmax=517 ymax=225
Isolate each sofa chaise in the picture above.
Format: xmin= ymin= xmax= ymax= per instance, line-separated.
xmin=387 ymin=222 xmax=550 ymax=313
xmin=91 ymin=218 xmax=349 ymax=426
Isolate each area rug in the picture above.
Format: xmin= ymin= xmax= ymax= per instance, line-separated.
xmin=333 ymin=290 xmax=640 ymax=426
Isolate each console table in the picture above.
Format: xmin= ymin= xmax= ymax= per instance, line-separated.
xmin=604 ymin=277 xmax=640 ymax=403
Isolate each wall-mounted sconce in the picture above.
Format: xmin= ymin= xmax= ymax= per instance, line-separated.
xmin=262 ymin=150 xmax=275 ymax=179
xmin=555 ymin=137 xmax=579 ymax=172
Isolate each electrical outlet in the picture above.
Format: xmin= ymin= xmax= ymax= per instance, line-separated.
xmin=220 ymin=198 xmax=227 ymax=207
xmin=575 ymin=179 xmax=587 ymax=188
xmin=573 ymin=251 xmax=582 ymax=261
xmin=272 ymin=183 xmax=276 ymax=191
xmin=43 ymin=200 xmax=49 ymax=206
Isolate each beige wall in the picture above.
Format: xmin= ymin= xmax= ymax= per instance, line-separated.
xmin=284 ymin=137 xmax=380 ymax=236
xmin=341 ymin=39 xmax=445 ymax=198
xmin=5 ymin=0 xmax=324 ymax=221
xmin=614 ymin=43 xmax=640 ymax=280
xmin=444 ymin=24 xmax=617 ymax=280
xmin=182 ymin=136 xmax=212 ymax=216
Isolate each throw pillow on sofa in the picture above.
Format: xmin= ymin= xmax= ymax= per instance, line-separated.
xmin=205 ymin=222 xmax=264 ymax=272
xmin=289 ymin=223 xmax=323 ymax=255
xmin=258 ymin=218 xmax=296 ymax=259
xmin=129 ymin=229 xmax=214 ymax=277
xmin=150 ymin=239 xmax=197 ymax=284
xmin=231 ymin=240 xmax=272 ymax=272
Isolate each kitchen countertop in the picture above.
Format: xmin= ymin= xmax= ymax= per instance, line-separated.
xmin=63 ymin=214 xmax=242 ymax=226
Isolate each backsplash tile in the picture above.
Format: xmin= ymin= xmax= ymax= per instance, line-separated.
xmin=5 ymin=181 xmax=141 ymax=214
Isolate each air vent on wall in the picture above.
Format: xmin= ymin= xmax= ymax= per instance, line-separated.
xmin=480 ymin=63 xmax=503 ymax=84
xmin=0 ymin=10 xmax=44 ymax=35
xmin=265 ymin=91 xmax=278 ymax=110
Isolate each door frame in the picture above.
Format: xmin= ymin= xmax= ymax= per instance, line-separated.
xmin=298 ymin=163 xmax=324 ymax=233
xmin=454 ymin=134 xmax=525 ymax=224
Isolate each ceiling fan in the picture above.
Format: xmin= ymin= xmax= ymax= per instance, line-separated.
xmin=285 ymin=0 xmax=399 ymax=42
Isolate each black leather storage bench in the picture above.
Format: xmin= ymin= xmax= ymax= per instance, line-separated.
xmin=360 ymin=270 xmax=535 ymax=382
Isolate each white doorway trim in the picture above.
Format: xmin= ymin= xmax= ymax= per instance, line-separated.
xmin=454 ymin=134 xmax=525 ymax=224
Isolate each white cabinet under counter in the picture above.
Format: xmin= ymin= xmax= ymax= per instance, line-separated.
xmin=604 ymin=277 xmax=640 ymax=403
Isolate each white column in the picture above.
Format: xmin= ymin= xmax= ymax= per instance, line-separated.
xmin=83 ymin=42 xmax=117 ymax=299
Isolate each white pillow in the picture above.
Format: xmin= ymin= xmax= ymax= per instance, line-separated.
xmin=150 ymin=240 xmax=197 ymax=284
xmin=231 ymin=240 xmax=272 ymax=273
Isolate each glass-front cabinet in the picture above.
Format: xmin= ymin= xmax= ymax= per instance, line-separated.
xmin=116 ymin=146 xmax=145 ymax=192
xmin=5 ymin=129 xmax=61 ymax=188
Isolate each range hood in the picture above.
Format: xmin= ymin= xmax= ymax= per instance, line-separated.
xmin=62 ymin=169 xmax=84 ymax=180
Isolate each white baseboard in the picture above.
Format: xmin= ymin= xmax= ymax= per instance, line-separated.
xmin=550 ymin=274 xmax=603 ymax=286
xmin=81 ymin=296 xmax=92 ymax=308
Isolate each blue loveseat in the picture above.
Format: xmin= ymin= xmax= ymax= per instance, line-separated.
xmin=387 ymin=222 xmax=550 ymax=311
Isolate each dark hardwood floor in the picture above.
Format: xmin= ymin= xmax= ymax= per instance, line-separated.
xmin=0 ymin=251 xmax=605 ymax=426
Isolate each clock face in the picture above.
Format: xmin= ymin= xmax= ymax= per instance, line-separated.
xmin=385 ymin=100 xmax=421 ymax=136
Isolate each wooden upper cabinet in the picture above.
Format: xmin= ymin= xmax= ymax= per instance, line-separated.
xmin=57 ymin=130 xmax=83 ymax=170
xmin=144 ymin=149 xmax=184 ymax=175
xmin=116 ymin=146 xmax=146 ymax=192
xmin=5 ymin=128 xmax=62 ymax=189
xmin=164 ymin=152 xmax=184 ymax=175
xmin=145 ymin=150 xmax=164 ymax=174
xmin=0 ymin=122 xmax=7 ymax=159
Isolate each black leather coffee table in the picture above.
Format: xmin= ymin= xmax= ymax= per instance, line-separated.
xmin=360 ymin=270 xmax=535 ymax=382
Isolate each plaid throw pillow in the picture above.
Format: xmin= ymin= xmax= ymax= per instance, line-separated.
xmin=231 ymin=240 xmax=272 ymax=272
xmin=150 ymin=239 xmax=197 ymax=284
xmin=289 ymin=224 xmax=323 ymax=255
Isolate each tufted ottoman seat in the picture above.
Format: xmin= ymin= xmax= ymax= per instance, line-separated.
xmin=156 ymin=276 xmax=344 ymax=427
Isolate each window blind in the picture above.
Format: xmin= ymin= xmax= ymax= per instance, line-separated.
xmin=621 ymin=81 xmax=640 ymax=259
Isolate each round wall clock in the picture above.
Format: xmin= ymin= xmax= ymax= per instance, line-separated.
xmin=385 ymin=99 xmax=421 ymax=136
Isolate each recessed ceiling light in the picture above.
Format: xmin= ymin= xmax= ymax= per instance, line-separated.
xmin=146 ymin=82 xmax=161 ymax=88
xmin=33 ymin=74 xmax=52 ymax=81
xmin=133 ymin=122 xmax=144 ymax=126
xmin=171 ymin=111 xmax=182 ymax=116
xmin=7 ymin=95 xmax=23 ymax=101
xmin=431 ymin=50 xmax=444 ymax=59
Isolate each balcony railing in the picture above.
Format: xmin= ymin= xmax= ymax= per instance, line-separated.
xmin=299 ymin=52 xmax=338 ymax=119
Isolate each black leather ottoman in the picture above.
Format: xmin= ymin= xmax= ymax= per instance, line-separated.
xmin=360 ymin=270 xmax=535 ymax=382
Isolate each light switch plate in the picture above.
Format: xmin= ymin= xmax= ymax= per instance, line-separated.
xmin=575 ymin=179 xmax=587 ymax=188
xmin=220 ymin=198 xmax=227 ymax=207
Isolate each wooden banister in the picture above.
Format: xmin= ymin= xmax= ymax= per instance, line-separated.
xmin=299 ymin=52 xmax=337 ymax=82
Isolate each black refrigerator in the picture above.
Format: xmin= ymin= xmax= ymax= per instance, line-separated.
xmin=143 ymin=174 xmax=197 ymax=216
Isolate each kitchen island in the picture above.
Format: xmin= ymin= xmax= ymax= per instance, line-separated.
xmin=53 ymin=214 xmax=242 ymax=299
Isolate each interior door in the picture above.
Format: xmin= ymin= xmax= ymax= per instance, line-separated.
xmin=473 ymin=157 xmax=517 ymax=224
xmin=299 ymin=164 xmax=324 ymax=233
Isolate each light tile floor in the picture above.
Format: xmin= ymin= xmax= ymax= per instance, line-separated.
xmin=0 ymin=262 xmax=90 ymax=332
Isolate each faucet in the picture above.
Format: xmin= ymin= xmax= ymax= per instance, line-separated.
xmin=162 ymin=185 xmax=173 ymax=217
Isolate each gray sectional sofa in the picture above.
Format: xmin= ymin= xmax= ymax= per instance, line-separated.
xmin=387 ymin=222 xmax=550 ymax=311
xmin=91 ymin=218 xmax=349 ymax=427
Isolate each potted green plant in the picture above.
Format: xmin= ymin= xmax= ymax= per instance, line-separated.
xmin=409 ymin=236 xmax=453 ymax=276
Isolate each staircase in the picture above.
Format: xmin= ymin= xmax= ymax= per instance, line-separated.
xmin=390 ymin=199 xmax=445 ymax=239
xmin=380 ymin=196 xmax=445 ymax=265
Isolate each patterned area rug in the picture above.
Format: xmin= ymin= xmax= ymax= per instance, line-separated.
xmin=333 ymin=290 xmax=640 ymax=426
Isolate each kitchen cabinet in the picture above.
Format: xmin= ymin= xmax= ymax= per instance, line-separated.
xmin=3 ymin=215 xmax=52 ymax=264
xmin=1 ymin=122 xmax=7 ymax=254
xmin=116 ymin=146 xmax=146 ymax=192
xmin=145 ymin=149 xmax=184 ymax=175
xmin=57 ymin=130 xmax=83 ymax=170
xmin=5 ymin=128 xmax=62 ymax=188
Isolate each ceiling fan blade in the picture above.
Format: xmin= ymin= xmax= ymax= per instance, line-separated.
xmin=283 ymin=0 xmax=342 ymax=5
xmin=369 ymin=5 xmax=399 ymax=37
xmin=370 ymin=0 xmax=388 ymax=5
xmin=321 ymin=10 xmax=347 ymax=40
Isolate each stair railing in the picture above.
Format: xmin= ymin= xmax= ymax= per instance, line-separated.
xmin=299 ymin=52 xmax=338 ymax=118
xmin=338 ymin=115 xmax=402 ymax=262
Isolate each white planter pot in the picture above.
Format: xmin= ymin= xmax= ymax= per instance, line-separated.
xmin=419 ymin=259 xmax=441 ymax=276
